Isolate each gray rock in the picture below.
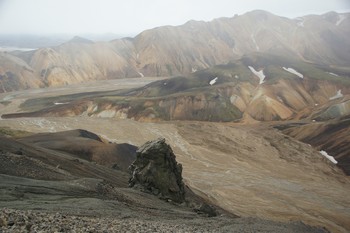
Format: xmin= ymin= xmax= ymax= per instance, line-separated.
xmin=194 ymin=203 xmax=217 ymax=217
xmin=0 ymin=217 xmax=7 ymax=227
xmin=129 ymin=138 xmax=185 ymax=203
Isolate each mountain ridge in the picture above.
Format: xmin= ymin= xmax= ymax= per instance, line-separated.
xmin=1 ymin=10 xmax=349 ymax=92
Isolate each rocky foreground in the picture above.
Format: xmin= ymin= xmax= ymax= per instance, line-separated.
xmin=0 ymin=208 xmax=328 ymax=233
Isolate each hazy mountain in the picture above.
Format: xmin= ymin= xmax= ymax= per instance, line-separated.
xmin=0 ymin=34 xmax=70 ymax=48
xmin=0 ymin=52 xmax=43 ymax=92
xmin=0 ymin=10 xmax=349 ymax=92
xmin=0 ymin=33 xmax=128 ymax=49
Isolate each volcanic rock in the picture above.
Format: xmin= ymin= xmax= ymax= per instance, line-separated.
xmin=129 ymin=138 xmax=185 ymax=203
xmin=194 ymin=203 xmax=218 ymax=217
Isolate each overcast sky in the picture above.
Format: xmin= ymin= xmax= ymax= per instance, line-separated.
xmin=0 ymin=0 xmax=349 ymax=36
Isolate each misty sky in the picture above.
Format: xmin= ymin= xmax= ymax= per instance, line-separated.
xmin=0 ymin=0 xmax=349 ymax=36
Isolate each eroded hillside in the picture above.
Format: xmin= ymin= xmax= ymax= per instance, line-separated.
xmin=4 ymin=53 xmax=349 ymax=123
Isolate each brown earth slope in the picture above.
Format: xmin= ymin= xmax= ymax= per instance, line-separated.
xmin=0 ymin=116 xmax=349 ymax=232
xmin=276 ymin=116 xmax=350 ymax=175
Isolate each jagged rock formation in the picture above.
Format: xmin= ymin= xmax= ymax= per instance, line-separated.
xmin=129 ymin=138 xmax=185 ymax=203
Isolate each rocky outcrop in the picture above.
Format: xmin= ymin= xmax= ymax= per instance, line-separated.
xmin=129 ymin=138 xmax=185 ymax=203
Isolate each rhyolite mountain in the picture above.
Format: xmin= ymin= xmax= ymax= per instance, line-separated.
xmin=1 ymin=10 xmax=350 ymax=92
xmin=4 ymin=52 xmax=349 ymax=122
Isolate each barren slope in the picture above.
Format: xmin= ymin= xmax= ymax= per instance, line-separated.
xmin=276 ymin=116 xmax=350 ymax=175
xmin=0 ymin=116 xmax=349 ymax=232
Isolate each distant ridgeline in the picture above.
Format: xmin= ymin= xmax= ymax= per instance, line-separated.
xmin=0 ymin=10 xmax=349 ymax=92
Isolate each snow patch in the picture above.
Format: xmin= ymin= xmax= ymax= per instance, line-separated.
xmin=54 ymin=102 xmax=70 ymax=105
xmin=248 ymin=66 xmax=265 ymax=84
xmin=250 ymin=34 xmax=260 ymax=51
xmin=234 ymin=75 xmax=239 ymax=79
xmin=329 ymin=90 xmax=343 ymax=100
xmin=282 ymin=67 xmax=303 ymax=78
xmin=336 ymin=15 xmax=347 ymax=26
xmin=191 ymin=67 xmax=197 ymax=73
xmin=209 ymin=77 xmax=218 ymax=85
xmin=319 ymin=150 xmax=338 ymax=164
xmin=277 ymin=96 xmax=283 ymax=103
xmin=138 ymin=72 xmax=144 ymax=78
xmin=328 ymin=72 xmax=339 ymax=77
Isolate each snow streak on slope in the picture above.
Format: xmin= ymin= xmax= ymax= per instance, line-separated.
xmin=282 ymin=67 xmax=303 ymax=78
xmin=248 ymin=66 xmax=265 ymax=84
xmin=319 ymin=150 xmax=338 ymax=164
xmin=329 ymin=90 xmax=343 ymax=100
xmin=209 ymin=77 xmax=218 ymax=85
xmin=328 ymin=72 xmax=339 ymax=77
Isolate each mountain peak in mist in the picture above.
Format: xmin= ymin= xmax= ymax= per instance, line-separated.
xmin=67 ymin=36 xmax=93 ymax=44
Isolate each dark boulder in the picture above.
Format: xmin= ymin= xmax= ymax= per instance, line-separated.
xmin=194 ymin=203 xmax=217 ymax=217
xmin=129 ymin=138 xmax=185 ymax=203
